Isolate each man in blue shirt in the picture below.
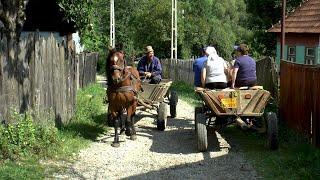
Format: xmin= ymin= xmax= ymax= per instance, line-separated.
xmin=137 ymin=46 xmax=162 ymax=84
xmin=193 ymin=47 xmax=207 ymax=87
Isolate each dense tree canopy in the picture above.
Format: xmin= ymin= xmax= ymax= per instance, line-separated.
xmin=58 ymin=0 xmax=304 ymax=60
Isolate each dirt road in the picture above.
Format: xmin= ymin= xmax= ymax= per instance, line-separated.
xmin=51 ymin=97 xmax=259 ymax=179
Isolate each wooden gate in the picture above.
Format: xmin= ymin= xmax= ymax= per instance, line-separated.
xmin=280 ymin=61 xmax=320 ymax=147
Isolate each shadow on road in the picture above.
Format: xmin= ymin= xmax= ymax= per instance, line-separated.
xmin=135 ymin=113 xmax=222 ymax=154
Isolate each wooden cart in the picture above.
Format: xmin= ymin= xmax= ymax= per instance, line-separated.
xmin=137 ymin=79 xmax=178 ymax=131
xmin=195 ymin=87 xmax=278 ymax=151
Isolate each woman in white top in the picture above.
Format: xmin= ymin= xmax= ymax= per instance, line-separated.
xmin=201 ymin=46 xmax=228 ymax=89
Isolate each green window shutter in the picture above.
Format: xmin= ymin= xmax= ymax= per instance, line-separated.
xmin=316 ymin=46 xmax=320 ymax=65
xmin=296 ymin=45 xmax=305 ymax=64
xmin=276 ymin=42 xmax=280 ymax=64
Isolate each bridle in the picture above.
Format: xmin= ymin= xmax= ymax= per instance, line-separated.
xmin=109 ymin=53 xmax=141 ymax=94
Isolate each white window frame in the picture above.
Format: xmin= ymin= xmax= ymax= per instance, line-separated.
xmin=287 ymin=46 xmax=296 ymax=62
xmin=305 ymin=47 xmax=315 ymax=65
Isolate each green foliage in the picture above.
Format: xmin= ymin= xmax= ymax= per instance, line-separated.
xmin=170 ymin=81 xmax=201 ymax=106
xmin=63 ymin=83 xmax=107 ymax=140
xmin=0 ymin=159 xmax=44 ymax=179
xmin=0 ymin=83 xmax=108 ymax=178
xmin=245 ymin=0 xmax=304 ymax=57
xmin=221 ymin=121 xmax=320 ymax=179
xmin=0 ymin=111 xmax=60 ymax=160
xmin=64 ymin=0 xmax=305 ymax=62
xmin=57 ymin=0 xmax=94 ymax=36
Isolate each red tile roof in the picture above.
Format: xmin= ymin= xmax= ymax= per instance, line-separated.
xmin=268 ymin=0 xmax=320 ymax=33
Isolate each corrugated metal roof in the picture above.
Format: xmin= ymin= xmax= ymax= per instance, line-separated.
xmin=268 ymin=0 xmax=320 ymax=33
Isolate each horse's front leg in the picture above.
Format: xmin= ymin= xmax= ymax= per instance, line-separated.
xmin=111 ymin=115 xmax=120 ymax=147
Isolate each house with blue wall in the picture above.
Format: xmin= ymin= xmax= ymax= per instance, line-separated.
xmin=268 ymin=0 xmax=320 ymax=65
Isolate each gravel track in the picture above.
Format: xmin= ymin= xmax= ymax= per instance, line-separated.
xmin=50 ymin=97 xmax=259 ymax=180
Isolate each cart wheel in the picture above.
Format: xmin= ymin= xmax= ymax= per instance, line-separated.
xmin=196 ymin=113 xmax=208 ymax=152
xmin=157 ymin=102 xmax=167 ymax=131
xmin=194 ymin=106 xmax=203 ymax=134
xmin=169 ymin=91 xmax=178 ymax=118
xmin=266 ymin=112 xmax=279 ymax=150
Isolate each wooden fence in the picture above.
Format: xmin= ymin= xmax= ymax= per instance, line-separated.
xmin=161 ymin=59 xmax=194 ymax=86
xmin=0 ymin=33 xmax=98 ymax=125
xmin=161 ymin=57 xmax=278 ymax=97
xmin=280 ymin=61 xmax=320 ymax=147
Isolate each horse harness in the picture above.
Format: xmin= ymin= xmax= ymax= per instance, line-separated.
xmin=112 ymin=66 xmax=141 ymax=95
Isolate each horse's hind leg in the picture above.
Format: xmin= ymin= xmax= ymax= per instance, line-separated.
xmin=119 ymin=112 xmax=126 ymax=135
xmin=130 ymin=115 xmax=137 ymax=140
xmin=125 ymin=112 xmax=137 ymax=140
xmin=111 ymin=116 xmax=120 ymax=147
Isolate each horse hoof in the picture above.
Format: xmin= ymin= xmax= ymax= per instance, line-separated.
xmin=111 ymin=142 xmax=120 ymax=147
xmin=130 ymin=135 xmax=137 ymax=141
xmin=125 ymin=130 xmax=132 ymax=136
xmin=120 ymin=128 xmax=126 ymax=135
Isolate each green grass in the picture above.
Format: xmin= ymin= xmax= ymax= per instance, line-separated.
xmin=0 ymin=83 xmax=107 ymax=178
xmin=0 ymin=159 xmax=44 ymax=179
xmin=221 ymin=125 xmax=320 ymax=179
xmin=170 ymin=81 xmax=202 ymax=106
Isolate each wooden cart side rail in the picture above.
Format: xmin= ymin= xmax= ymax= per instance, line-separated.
xmin=149 ymin=82 xmax=171 ymax=102
xmin=253 ymin=91 xmax=270 ymax=113
xmin=200 ymin=91 xmax=225 ymax=116
xmin=206 ymin=91 xmax=233 ymax=114
xmin=241 ymin=90 xmax=263 ymax=114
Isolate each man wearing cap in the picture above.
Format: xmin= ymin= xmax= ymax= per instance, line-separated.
xmin=193 ymin=46 xmax=207 ymax=88
xmin=137 ymin=46 xmax=162 ymax=84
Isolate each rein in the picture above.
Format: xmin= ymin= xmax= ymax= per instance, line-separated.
xmin=113 ymin=67 xmax=141 ymax=94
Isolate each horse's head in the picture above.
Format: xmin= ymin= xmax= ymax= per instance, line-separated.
xmin=107 ymin=48 xmax=126 ymax=84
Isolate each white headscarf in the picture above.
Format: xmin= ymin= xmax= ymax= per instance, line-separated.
xmin=205 ymin=46 xmax=219 ymax=61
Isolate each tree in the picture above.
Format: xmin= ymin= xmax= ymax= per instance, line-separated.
xmin=0 ymin=0 xmax=29 ymax=41
xmin=245 ymin=0 xmax=304 ymax=57
xmin=57 ymin=0 xmax=94 ymax=38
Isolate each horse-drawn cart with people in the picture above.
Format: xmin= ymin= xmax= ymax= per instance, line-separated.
xmin=105 ymin=45 xmax=178 ymax=147
xmin=194 ymin=87 xmax=278 ymax=152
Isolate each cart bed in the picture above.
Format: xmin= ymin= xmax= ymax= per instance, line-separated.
xmin=197 ymin=88 xmax=270 ymax=117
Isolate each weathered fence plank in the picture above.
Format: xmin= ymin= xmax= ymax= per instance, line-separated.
xmin=0 ymin=32 xmax=98 ymax=125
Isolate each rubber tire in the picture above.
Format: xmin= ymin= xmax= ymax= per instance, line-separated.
xmin=157 ymin=102 xmax=167 ymax=131
xmin=194 ymin=106 xmax=202 ymax=134
xmin=169 ymin=91 xmax=178 ymax=118
xmin=266 ymin=112 xmax=279 ymax=150
xmin=196 ymin=113 xmax=208 ymax=152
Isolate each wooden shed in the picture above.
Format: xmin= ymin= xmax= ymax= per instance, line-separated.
xmin=268 ymin=0 xmax=320 ymax=65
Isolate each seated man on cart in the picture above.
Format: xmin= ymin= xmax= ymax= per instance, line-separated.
xmin=137 ymin=46 xmax=162 ymax=84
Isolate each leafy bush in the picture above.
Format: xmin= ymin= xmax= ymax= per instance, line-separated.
xmin=0 ymin=112 xmax=60 ymax=160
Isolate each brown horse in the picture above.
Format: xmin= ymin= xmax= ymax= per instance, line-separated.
xmin=106 ymin=48 xmax=142 ymax=147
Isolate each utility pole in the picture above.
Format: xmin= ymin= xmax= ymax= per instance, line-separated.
xmin=171 ymin=0 xmax=177 ymax=59
xmin=110 ymin=0 xmax=115 ymax=48
xmin=281 ymin=0 xmax=286 ymax=60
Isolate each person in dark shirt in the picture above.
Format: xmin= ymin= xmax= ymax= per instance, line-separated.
xmin=193 ymin=47 xmax=207 ymax=88
xmin=137 ymin=46 xmax=162 ymax=84
xmin=231 ymin=44 xmax=257 ymax=88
